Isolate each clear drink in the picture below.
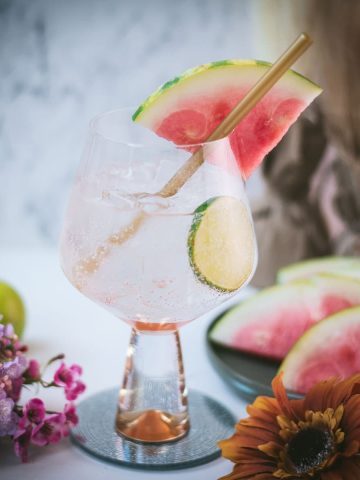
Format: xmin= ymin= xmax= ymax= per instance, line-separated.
xmin=59 ymin=108 xmax=257 ymax=442
xmin=61 ymin=172 xmax=255 ymax=330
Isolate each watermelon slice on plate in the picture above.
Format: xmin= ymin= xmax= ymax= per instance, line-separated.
xmin=280 ymin=306 xmax=360 ymax=394
xmin=277 ymin=256 xmax=360 ymax=284
xmin=209 ymin=274 xmax=360 ymax=361
xmin=133 ymin=60 xmax=322 ymax=178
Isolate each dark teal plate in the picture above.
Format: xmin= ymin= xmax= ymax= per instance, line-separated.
xmin=206 ymin=316 xmax=301 ymax=402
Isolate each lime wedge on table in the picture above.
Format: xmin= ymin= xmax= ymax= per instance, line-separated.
xmin=133 ymin=60 xmax=322 ymax=178
xmin=188 ymin=196 xmax=256 ymax=292
xmin=0 ymin=281 xmax=26 ymax=337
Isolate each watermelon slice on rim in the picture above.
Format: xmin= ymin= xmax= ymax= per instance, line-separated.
xmin=133 ymin=60 xmax=322 ymax=178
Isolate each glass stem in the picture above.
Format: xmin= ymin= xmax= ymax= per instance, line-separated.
xmin=116 ymin=328 xmax=189 ymax=443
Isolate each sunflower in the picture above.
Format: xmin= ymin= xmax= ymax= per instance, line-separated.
xmin=219 ymin=373 xmax=360 ymax=479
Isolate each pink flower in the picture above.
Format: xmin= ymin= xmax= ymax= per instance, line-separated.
xmin=53 ymin=362 xmax=86 ymax=400
xmin=64 ymin=403 xmax=78 ymax=427
xmin=31 ymin=413 xmax=65 ymax=446
xmin=23 ymin=398 xmax=46 ymax=425
xmin=24 ymin=359 xmax=41 ymax=382
xmin=54 ymin=363 xmax=81 ymax=387
xmin=65 ymin=381 xmax=86 ymax=401
xmin=59 ymin=403 xmax=79 ymax=437
xmin=0 ymin=324 xmax=86 ymax=463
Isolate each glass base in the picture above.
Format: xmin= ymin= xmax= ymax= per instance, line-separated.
xmin=116 ymin=328 xmax=189 ymax=443
xmin=116 ymin=408 xmax=189 ymax=443
xmin=71 ymin=388 xmax=235 ymax=470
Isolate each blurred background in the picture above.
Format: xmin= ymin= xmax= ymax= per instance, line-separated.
xmin=1 ymin=0 xmax=261 ymax=247
xmin=2 ymin=0 xmax=359 ymax=287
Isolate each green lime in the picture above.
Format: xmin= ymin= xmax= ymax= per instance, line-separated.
xmin=188 ymin=196 xmax=256 ymax=292
xmin=0 ymin=281 xmax=26 ymax=337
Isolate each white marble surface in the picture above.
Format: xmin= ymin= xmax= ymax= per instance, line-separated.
xmin=0 ymin=248 xmax=251 ymax=479
xmin=0 ymin=0 xmax=257 ymax=247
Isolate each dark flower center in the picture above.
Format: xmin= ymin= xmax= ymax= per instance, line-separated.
xmin=59 ymin=370 xmax=71 ymax=383
xmin=287 ymin=427 xmax=334 ymax=474
xmin=40 ymin=422 xmax=53 ymax=436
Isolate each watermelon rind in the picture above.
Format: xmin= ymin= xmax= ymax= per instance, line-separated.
xmin=277 ymin=256 xmax=360 ymax=284
xmin=133 ymin=59 xmax=322 ymax=124
xmin=279 ymin=305 xmax=360 ymax=392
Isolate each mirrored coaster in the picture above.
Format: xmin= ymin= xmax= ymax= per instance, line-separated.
xmin=71 ymin=388 xmax=236 ymax=470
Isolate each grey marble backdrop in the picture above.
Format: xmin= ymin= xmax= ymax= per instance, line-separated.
xmin=1 ymin=0 xmax=256 ymax=246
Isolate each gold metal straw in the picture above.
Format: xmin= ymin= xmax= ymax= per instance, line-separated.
xmin=76 ymin=32 xmax=313 ymax=277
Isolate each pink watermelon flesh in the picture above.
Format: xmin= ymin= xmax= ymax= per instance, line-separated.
xmin=281 ymin=307 xmax=360 ymax=394
xmin=232 ymin=295 xmax=354 ymax=360
xmin=291 ymin=331 xmax=360 ymax=394
xmin=233 ymin=304 xmax=314 ymax=361
xmin=210 ymin=276 xmax=360 ymax=361
xmin=320 ymin=295 xmax=354 ymax=316
xmin=156 ymin=92 xmax=305 ymax=178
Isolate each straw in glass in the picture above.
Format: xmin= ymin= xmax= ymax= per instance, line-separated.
xmin=75 ymin=33 xmax=312 ymax=277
